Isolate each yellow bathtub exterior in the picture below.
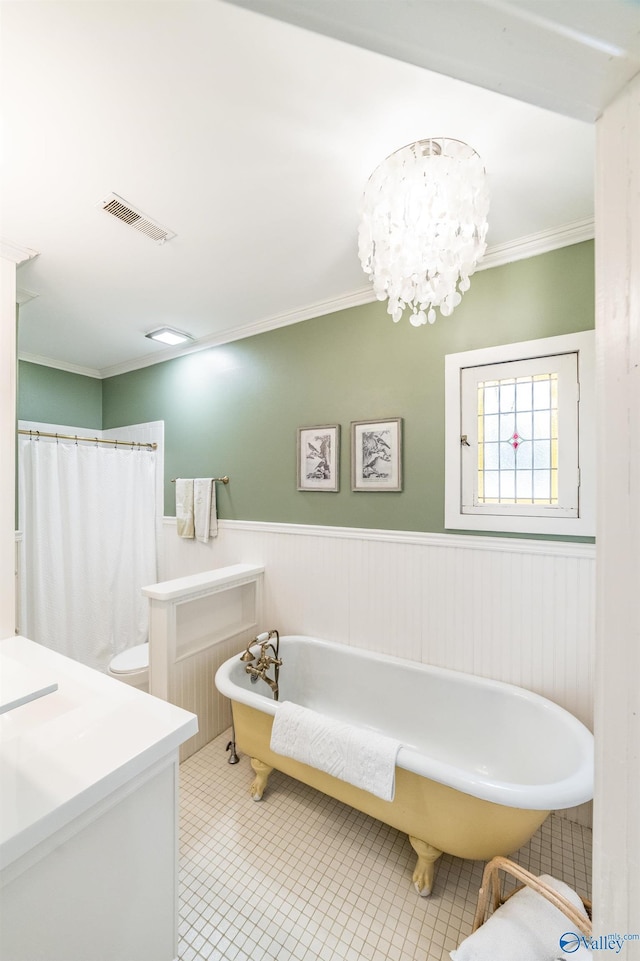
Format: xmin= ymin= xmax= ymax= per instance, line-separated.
xmin=231 ymin=702 xmax=549 ymax=895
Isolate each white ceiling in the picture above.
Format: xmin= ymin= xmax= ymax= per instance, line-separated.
xmin=2 ymin=1 xmax=639 ymax=378
xmin=228 ymin=0 xmax=640 ymax=123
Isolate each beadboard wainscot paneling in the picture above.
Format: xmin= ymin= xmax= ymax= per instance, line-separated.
xmin=160 ymin=518 xmax=595 ymax=823
xmin=145 ymin=564 xmax=264 ymax=761
xmin=172 ymin=629 xmax=259 ymax=761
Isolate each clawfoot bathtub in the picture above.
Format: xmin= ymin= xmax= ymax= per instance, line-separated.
xmin=215 ymin=635 xmax=593 ymax=896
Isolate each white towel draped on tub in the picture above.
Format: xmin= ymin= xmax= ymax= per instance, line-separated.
xmin=175 ymin=478 xmax=195 ymax=538
xmin=270 ymin=701 xmax=401 ymax=801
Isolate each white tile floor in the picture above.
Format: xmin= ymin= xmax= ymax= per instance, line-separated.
xmin=179 ymin=731 xmax=592 ymax=961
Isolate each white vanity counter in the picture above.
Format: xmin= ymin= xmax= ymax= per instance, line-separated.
xmin=0 ymin=635 xmax=198 ymax=961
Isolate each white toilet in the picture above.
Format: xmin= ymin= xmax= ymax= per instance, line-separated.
xmin=107 ymin=642 xmax=149 ymax=692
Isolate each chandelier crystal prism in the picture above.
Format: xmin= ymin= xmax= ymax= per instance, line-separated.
xmin=358 ymin=138 xmax=489 ymax=326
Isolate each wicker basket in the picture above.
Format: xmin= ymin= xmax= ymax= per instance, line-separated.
xmin=472 ymin=856 xmax=592 ymax=938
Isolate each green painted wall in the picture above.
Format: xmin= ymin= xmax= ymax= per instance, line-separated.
xmin=18 ymin=361 xmax=102 ymax=429
xmin=101 ymin=241 xmax=594 ymax=535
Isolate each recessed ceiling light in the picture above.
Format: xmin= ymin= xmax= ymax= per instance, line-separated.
xmin=145 ymin=326 xmax=193 ymax=347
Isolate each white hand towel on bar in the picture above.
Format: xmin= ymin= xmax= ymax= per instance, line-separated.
xmin=193 ymin=478 xmax=218 ymax=542
xmin=175 ymin=479 xmax=194 ymax=538
xmin=270 ymin=701 xmax=400 ymax=801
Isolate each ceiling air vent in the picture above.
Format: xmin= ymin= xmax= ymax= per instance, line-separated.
xmin=98 ymin=193 xmax=176 ymax=244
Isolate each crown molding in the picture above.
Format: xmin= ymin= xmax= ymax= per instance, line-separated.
xmin=96 ymin=286 xmax=376 ymax=379
xmin=16 ymin=287 xmax=39 ymax=306
xmin=17 ymin=353 xmax=102 ymax=379
xmin=478 ymin=218 xmax=594 ymax=271
xmin=19 ymin=220 xmax=595 ymax=379
xmin=1 ymin=240 xmax=39 ymax=265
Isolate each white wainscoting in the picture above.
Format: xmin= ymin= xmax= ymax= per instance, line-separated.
xmin=161 ymin=519 xmax=595 ymax=824
xmin=145 ymin=565 xmax=264 ymax=762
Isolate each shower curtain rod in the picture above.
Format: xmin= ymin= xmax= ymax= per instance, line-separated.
xmin=18 ymin=429 xmax=157 ymax=450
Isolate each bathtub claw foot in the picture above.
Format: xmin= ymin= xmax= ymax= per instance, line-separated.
xmin=250 ymin=757 xmax=273 ymax=801
xmin=409 ymin=836 xmax=442 ymax=897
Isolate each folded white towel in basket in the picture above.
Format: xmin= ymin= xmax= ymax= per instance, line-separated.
xmin=450 ymin=874 xmax=592 ymax=961
xmin=270 ymin=701 xmax=400 ymax=801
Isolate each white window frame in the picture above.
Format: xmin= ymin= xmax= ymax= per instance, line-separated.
xmin=445 ymin=331 xmax=595 ymax=536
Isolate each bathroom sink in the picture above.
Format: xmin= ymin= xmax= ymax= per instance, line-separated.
xmin=0 ymin=635 xmax=198 ymax=961
xmin=0 ymin=635 xmax=198 ymax=872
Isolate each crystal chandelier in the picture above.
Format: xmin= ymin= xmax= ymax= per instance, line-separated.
xmin=358 ymin=138 xmax=489 ymax=326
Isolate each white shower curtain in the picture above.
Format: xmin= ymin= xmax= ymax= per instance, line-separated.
xmin=18 ymin=437 xmax=157 ymax=672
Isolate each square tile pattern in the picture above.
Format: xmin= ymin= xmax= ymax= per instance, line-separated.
xmin=179 ymin=731 xmax=592 ymax=961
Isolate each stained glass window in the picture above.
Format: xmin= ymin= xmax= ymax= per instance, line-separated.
xmin=476 ymin=373 xmax=558 ymax=505
xmin=456 ymin=347 xmax=582 ymax=524
xmin=445 ymin=332 xmax=594 ymax=535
